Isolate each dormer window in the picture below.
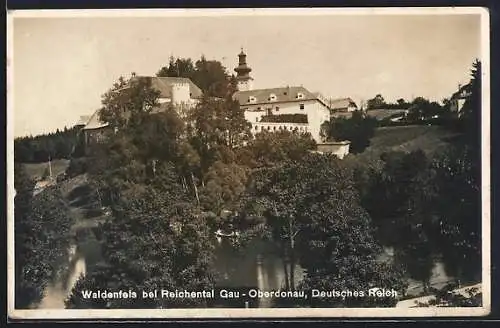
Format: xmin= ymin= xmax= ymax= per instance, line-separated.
xmin=248 ymin=96 xmax=257 ymax=103
xmin=269 ymin=93 xmax=277 ymax=102
xmin=296 ymin=92 xmax=304 ymax=100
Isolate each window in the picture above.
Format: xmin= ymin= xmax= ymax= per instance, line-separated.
xmin=269 ymin=93 xmax=277 ymax=101
xmin=267 ymin=108 xmax=272 ymax=116
xmin=257 ymin=107 xmax=261 ymax=110
xmin=256 ymin=117 xmax=259 ymax=122
xmin=296 ymin=93 xmax=304 ymax=99
xmin=300 ymin=104 xmax=305 ymax=110
xmin=273 ymin=126 xmax=276 ymax=131
xmin=248 ymin=96 xmax=257 ymax=103
xmin=275 ymin=106 xmax=280 ymax=112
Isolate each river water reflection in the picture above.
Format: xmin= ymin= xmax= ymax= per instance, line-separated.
xmin=213 ymin=237 xmax=305 ymax=308
xmin=38 ymin=233 xmax=453 ymax=309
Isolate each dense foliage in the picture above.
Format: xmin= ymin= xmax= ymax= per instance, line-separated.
xmin=15 ymin=164 xmax=73 ymax=308
xmin=15 ymin=126 xmax=83 ymax=163
xmin=237 ymin=130 xmax=317 ymax=169
xmin=66 ymin=185 xmax=215 ymax=309
xmin=357 ymin=61 xmax=482 ymax=291
xmin=156 ymin=55 xmax=232 ymax=98
xmin=321 ymin=110 xmax=378 ymax=153
xmin=240 ymin=154 xmax=407 ymax=306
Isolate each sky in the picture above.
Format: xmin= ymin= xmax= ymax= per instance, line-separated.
xmin=10 ymin=9 xmax=483 ymax=137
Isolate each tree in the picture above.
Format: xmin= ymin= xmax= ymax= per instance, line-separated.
xmin=187 ymin=91 xmax=252 ymax=177
xmin=361 ymin=142 xmax=481 ymax=289
xmin=65 ymin=184 xmax=216 ymax=309
xmin=156 ymin=56 xmax=196 ymax=79
xmin=360 ymin=150 xmax=440 ymax=288
xmin=193 ymin=56 xmax=231 ymax=98
xmin=241 ymin=154 xmax=407 ymax=304
xmin=14 ymin=164 xmax=37 ymax=308
xmin=430 ymin=146 xmax=481 ymax=281
xmin=14 ymin=126 xmax=82 ymax=163
xmin=157 ymin=55 xmax=231 ymax=98
xmin=459 ymin=59 xmax=481 ymax=153
xmin=367 ymin=94 xmax=386 ymax=109
xmin=322 ymin=110 xmax=378 ymax=153
xmin=397 ymin=98 xmax=407 ymax=107
xmin=406 ymin=97 xmax=444 ymax=122
xmin=15 ymin=166 xmax=73 ymax=309
xmin=199 ymin=161 xmax=249 ymax=219
xmin=238 ymin=130 xmax=316 ymax=169
xmin=99 ymin=75 xmax=160 ymax=132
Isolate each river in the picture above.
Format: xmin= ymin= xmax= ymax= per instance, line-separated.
xmin=37 ymin=234 xmax=454 ymax=309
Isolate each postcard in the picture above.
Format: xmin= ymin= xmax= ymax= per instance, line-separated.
xmin=7 ymin=7 xmax=491 ymax=320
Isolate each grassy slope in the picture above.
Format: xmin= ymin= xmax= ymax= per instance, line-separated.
xmin=353 ymin=125 xmax=459 ymax=163
xmin=23 ymin=159 xmax=70 ymax=180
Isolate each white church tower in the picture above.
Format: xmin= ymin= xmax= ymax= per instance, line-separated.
xmin=234 ymin=48 xmax=253 ymax=91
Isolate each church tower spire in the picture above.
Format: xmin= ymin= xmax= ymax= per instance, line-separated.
xmin=234 ymin=48 xmax=253 ymax=91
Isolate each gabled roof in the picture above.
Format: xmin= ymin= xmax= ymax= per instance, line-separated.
xmin=329 ymin=98 xmax=357 ymax=110
xmin=233 ymin=86 xmax=324 ymax=106
xmin=82 ymin=110 xmax=109 ymax=130
xmin=75 ymin=115 xmax=91 ymax=126
xmin=131 ymin=76 xmax=203 ymax=99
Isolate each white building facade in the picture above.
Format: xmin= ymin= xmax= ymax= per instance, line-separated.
xmin=232 ymin=50 xmax=338 ymax=146
xmin=234 ymin=88 xmax=331 ymax=144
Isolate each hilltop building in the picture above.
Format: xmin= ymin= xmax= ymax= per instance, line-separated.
xmin=79 ymin=76 xmax=202 ymax=153
xmin=232 ymin=49 xmax=351 ymax=158
xmin=76 ymin=50 xmax=352 ymax=159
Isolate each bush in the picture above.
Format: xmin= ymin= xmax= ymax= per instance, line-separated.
xmin=321 ymin=110 xmax=378 ymax=153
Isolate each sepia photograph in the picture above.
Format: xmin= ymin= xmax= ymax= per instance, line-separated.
xmin=7 ymin=7 xmax=490 ymax=319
